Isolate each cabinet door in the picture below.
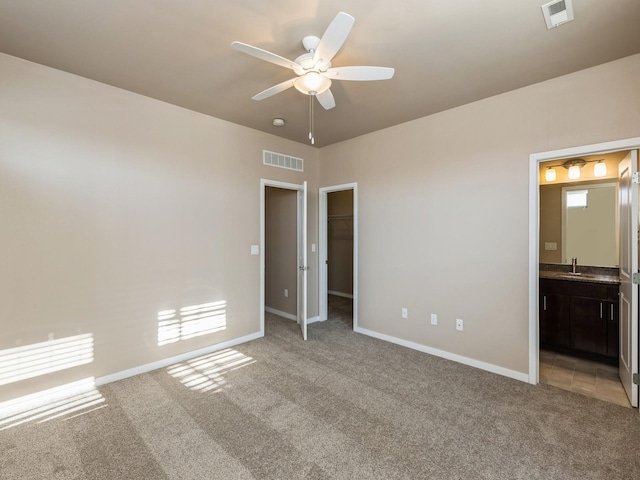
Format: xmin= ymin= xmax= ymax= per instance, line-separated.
xmin=571 ymin=296 xmax=607 ymax=355
xmin=607 ymin=300 xmax=619 ymax=359
xmin=540 ymin=293 xmax=571 ymax=348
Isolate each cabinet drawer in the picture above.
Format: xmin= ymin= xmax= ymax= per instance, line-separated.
xmin=540 ymin=278 xmax=618 ymax=300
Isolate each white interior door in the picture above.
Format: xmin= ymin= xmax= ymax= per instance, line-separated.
xmin=297 ymin=181 xmax=308 ymax=340
xmin=618 ymin=151 xmax=638 ymax=407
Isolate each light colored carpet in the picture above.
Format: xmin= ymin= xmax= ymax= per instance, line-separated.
xmin=1 ymin=307 xmax=639 ymax=479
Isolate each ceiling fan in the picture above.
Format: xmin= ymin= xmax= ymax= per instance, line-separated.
xmin=231 ymin=12 xmax=394 ymax=143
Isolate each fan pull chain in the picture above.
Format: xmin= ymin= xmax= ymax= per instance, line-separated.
xmin=309 ymin=94 xmax=315 ymax=145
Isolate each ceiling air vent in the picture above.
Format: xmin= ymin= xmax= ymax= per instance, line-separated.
xmin=263 ymin=150 xmax=303 ymax=172
xmin=541 ymin=0 xmax=574 ymax=29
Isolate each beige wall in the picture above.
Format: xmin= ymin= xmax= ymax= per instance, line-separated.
xmin=327 ymin=190 xmax=354 ymax=295
xmin=539 ymin=184 xmax=564 ymax=263
xmin=2 ymin=51 xmax=640 ymax=401
xmin=0 ymin=53 xmax=319 ymax=402
xmin=265 ymin=187 xmax=297 ymax=315
xmin=319 ymin=54 xmax=640 ymax=375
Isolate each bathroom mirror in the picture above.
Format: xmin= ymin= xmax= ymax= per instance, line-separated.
xmin=540 ymin=180 xmax=618 ymax=267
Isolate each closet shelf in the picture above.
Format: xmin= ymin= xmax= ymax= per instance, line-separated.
xmin=328 ymin=214 xmax=353 ymax=231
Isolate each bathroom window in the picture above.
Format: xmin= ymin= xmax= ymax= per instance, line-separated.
xmin=566 ymin=190 xmax=588 ymax=208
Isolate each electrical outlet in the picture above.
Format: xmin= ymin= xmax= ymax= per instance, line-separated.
xmin=284 ymin=289 xmax=288 ymax=298
xmin=430 ymin=313 xmax=438 ymax=325
xmin=456 ymin=319 xmax=464 ymax=331
xmin=401 ymin=308 xmax=408 ymax=319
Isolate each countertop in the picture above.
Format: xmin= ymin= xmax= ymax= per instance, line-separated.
xmin=539 ymin=270 xmax=620 ymax=285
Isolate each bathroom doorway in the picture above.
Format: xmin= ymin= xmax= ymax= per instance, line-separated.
xmin=529 ymin=138 xmax=640 ymax=408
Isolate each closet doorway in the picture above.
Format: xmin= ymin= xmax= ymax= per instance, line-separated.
xmin=319 ymin=183 xmax=358 ymax=329
xmin=260 ymin=180 xmax=308 ymax=340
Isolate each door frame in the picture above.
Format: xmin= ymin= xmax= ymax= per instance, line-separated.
xmin=528 ymin=137 xmax=640 ymax=386
xmin=318 ymin=183 xmax=358 ymax=329
xmin=260 ymin=179 xmax=307 ymax=337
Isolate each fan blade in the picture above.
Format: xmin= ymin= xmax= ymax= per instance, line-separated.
xmin=313 ymin=12 xmax=355 ymax=67
xmin=232 ymin=41 xmax=303 ymax=74
xmin=252 ymin=78 xmax=297 ymax=101
xmin=316 ymin=89 xmax=336 ymax=110
xmin=325 ymin=66 xmax=395 ymax=81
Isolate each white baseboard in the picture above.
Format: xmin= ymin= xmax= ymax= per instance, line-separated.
xmin=264 ymin=308 xmax=321 ymax=325
xmin=95 ymin=331 xmax=263 ymax=387
xmin=328 ymin=290 xmax=354 ymax=299
xmin=354 ymin=327 xmax=529 ymax=384
xmin=264 ymin=307 xmax=297 ymax=322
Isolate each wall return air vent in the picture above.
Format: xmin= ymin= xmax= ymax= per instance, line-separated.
xmin=541 ymin=0 xmax=574 ymax=29
xmin=263 ymin=150 xmax=304 ymax=172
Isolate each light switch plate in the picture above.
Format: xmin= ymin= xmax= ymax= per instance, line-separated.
xmin=544 ymin=242 xmax=557 ymax=251
xmin=251 ymin=245 xmax=259 ymax=255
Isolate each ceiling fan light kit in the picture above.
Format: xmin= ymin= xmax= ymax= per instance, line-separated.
xmin=294 ymin=72 xmax=331 ymax=96
xmin=232 ymin=12 xmax=395 ymax=144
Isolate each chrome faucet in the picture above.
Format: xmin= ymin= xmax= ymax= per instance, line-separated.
xmin=571 ymin=257 xmax=578 ymax=274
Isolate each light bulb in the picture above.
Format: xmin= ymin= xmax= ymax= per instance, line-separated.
xmin=294 ymin=72 xmax=331 ymax=95
xmin=545 ymin=167 xmax=556 ymax=182
xmin=594 ymin=161 xmax=607 ymax=177
xmin=568 ymin=165 xmax=581 ymax=180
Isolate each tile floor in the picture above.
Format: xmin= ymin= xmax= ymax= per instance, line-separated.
xmin=540 ymin=350 xmax=631 ymax=408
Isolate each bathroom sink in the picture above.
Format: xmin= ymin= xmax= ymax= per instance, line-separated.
xmin=567 ymin=272 xmax=600 ymax=278
xmin=561 ymin=272 xmax=604 ymax=280
xmin=539 ymin=269 xmax=620 ymax=285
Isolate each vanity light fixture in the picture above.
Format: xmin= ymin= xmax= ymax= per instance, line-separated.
xmin=543 ymin=157 xmax=606 ymax=182
xmin=545 ymin=167 xmax=557 ymax=182
xmin=594 ymin=160 xmax=607 ymax=177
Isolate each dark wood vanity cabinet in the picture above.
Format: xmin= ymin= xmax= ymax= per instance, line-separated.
xmin=539 ymin=290 xmax=571 ymax=348
xmin=539 ymin=278 xmax=619 ymax=362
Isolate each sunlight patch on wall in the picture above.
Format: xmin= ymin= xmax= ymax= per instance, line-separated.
xmin=0 ymin=334 xmax=93 ymax=386
xmin=157 ymin=301 xmax=226 ymax=346
xmin=0 ymin=377 xmax=106 ymax=431
xmin=167 ymin=348 xmax=254 ymax=393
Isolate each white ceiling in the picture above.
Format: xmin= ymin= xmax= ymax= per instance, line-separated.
xmin=1 ymin=0 xmax=639 ymax=147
